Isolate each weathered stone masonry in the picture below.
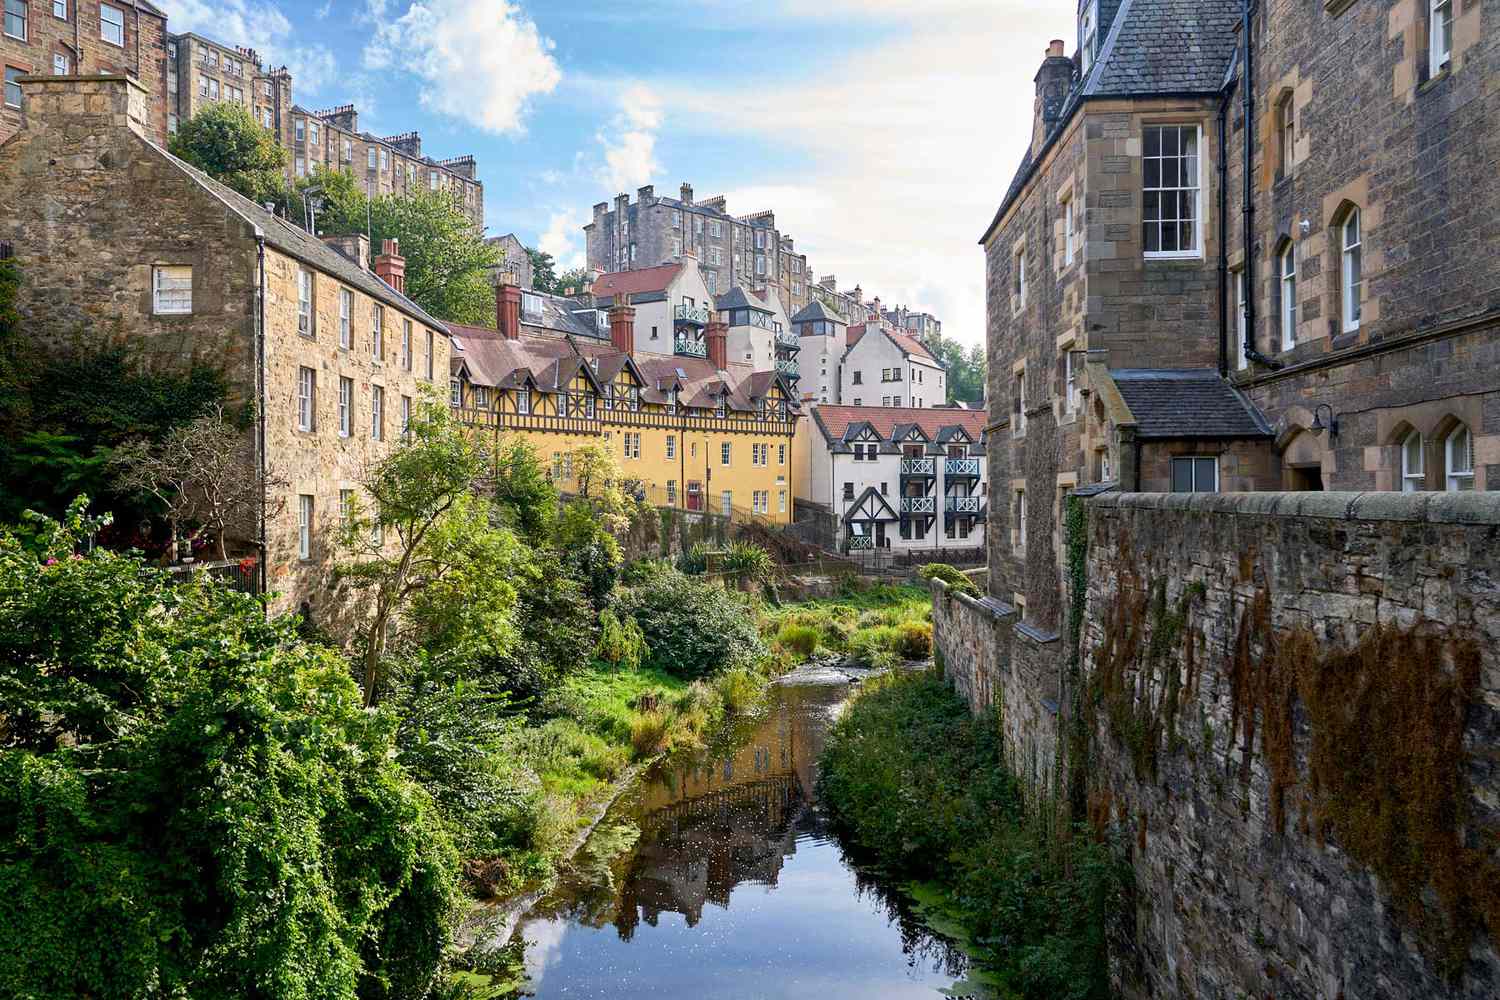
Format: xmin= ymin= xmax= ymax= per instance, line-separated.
xmin=935 ymin=490 xmax=1500 ymax=999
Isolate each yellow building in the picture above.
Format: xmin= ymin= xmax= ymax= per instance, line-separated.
xmin=448 ymin=277 xmax=799 ymax=524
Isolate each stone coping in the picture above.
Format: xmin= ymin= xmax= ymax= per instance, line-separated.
xmin=1014 ymin=621 xmax=1061 ymax=644
xmin=1091 ymin=491 xmax=1500 ymax=525
xmin=927 ymin=579 xmax=1016 ymax=622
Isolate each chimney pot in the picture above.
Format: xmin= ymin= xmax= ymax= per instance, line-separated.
xmin=1048 ymin=39 xmax=1066 ymax=58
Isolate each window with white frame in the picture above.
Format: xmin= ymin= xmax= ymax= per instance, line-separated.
xmin=450 ymin=378 xmax=461 ymax=407
xmin=1401 ymin=430 xmax=1424 ymax=491
xmin=1235 ymin=270 xmax=1248 ymax=370
xmin=721 ymin=490 xmax=732 ymax=516
xmin=424 ymin=330 xmax=434 ymax=379
xmin=1063 ymin=193 xmax=1076 ymax=266
xmin=1279 ymin=243 xmax=1297 ymax=349
xmin=516 ymin=387 xmax=530 ymax=414
xmin=372 ymin=305 xmax=384 ymax=361
xmin=1431 ymin=0 xmax=1453 ymax=70
xmin=1341 ymin=209 xmax=1362 ymax=333
xmin=53 ymin=52 xmax=69 ymax=75
xmin=1171 ymin=456 xmax=1219 ymax=493
xmin=666 ymin=434 xmax=676 ymax=460
xmin=298 ymin=494 xmax=314 ymax=559
xmin=298 ymin=269 xmax=314 ymax=336
xmin=401 ymin=395 xmax=411 ymax=437
xmin=4 ymin=0 xmax=26 ymax=39
xmin=721 ymin=442 xmax=731 ymax=465
xmin=4 ymin=67 xmax=23 ymax=109
xmin=337 ymin=376 xmax=352 ymax=437
xmin=370 ymin=385 xmax=383 ymax=441
xmin=338 ymin=288 xmax=352 ymax=349
xmin=297 ymin=367 xmax=316 ymax=431
xmin=779 ymin=489 xmax=787 ymax=513
xmin=1143 ymin=125 xmax=1202 ymax=257
xmin=1064 ymin=349 xmax=1078 ymax=412
xmin=1015 ymin=490 xmax=1026 ymax=550
xmin=1081 ymin=0 xmax=1098 ymax=75
xmin=778 ymin=443 xmax=786 ymax=465
xmin=294 ymin=118 xmax=305 ymax=142
xmin=401 ymin=319 xmax=412 ymax=370
xmin=667 ymin=480 xmax=677 ymax=505
xmin=152 ymin=266 xmax=192 ymax=315
xmin=1445 ymin=424 xmax=1474 ymax=491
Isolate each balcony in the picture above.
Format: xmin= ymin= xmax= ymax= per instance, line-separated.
xmin=775 ymin=331 xmax=801 ymax=351
xmin=945 ymin=496 xmax=982 ymax=514
xmin=675 ymin=303 xmax=710 ymax=327
xmin=945 ymin=457 xmax=981 ymax=478
xmin=900 ymin=458 xmax=936 ymax=478
xmin=775 ymin=358 xmax=800 ymax=380
xmin=901 ymin=496 xmax=937 ymax=515
xmin=674 ymin=332 xmax=707 ymax=358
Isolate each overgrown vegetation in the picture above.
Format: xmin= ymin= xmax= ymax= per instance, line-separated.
xmin=760 ymin=583 xmax=932 ymax=669
xmin=820 ymin=670 xmax=1125 ymax=1000
xmin=169 ymin=101 xmax=287 ymax=205
xmin=918 ymin=561 xmax=980 ymax=597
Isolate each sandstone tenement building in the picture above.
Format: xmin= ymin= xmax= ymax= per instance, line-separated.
xmin=2 ymin=0 xmax=169 ymax=144
xmin=0 ymin=74 xmax=453 ymax=622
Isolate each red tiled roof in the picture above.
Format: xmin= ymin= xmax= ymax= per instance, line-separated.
xmin=846 ymin=324 xmax=868 ymax=347
xmin=845 ymin=323 xmax=936 ymax=362
xmin=592 ymin=263 xmax=683 ymax=300
xmin=810 ymin=404 xmax=985 ymax=443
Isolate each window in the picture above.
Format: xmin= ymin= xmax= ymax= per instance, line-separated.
xmin=667 ymin=480 xmax=678 ymax=505
xmin=1277 ymin=94 xmax=1295 ymax=176
xmin=259 ymin=108 xmax=272 ymax=129
xmin=371 ymin=306 xmax=384 ymax=361
xmin=450 ymin=378 xmax=461 ymax=407
xmin=778 ymin=489 xmax=787 ymax=513
xmin=370 ymin=385 xmax=383 ymax=441
xmin=721 ymin=442 xmax=731 ymax=466
xmin=1063 ymin=193 xmax=1076 ymax=266
xmin=756 ymin=256 xmax=766 ymax=276
xmin=3 ymin=67 xmax=22 ymax=109
xmin=1080 ymin=0 xmax=1098 ymax=74
xmin=380 ymin=148 xmax=388 ymax=171
xmin=623 ymin=432 xmax=640 ymax=460
xmin=1013 ymin=369 xmax=1027 ymax=436
xmin=1341 ymin=209 xmax=1362 ymax=333
xmin=516 ymin=388 xmax=530 ymax=414
xmin=337 ymin=377 xmax=352 ymax=437
xmin=711 ymin=221 xmax=722 ymax=237
xmin=473 ymin=386 xmax=489 ymax=409
xmin=424 ymin=330 xmax=434 ymax=379
xmin=53 ymin=52 xmax=69 ymax=75
xmin=1015 ymin=490 xmax=1026 ymax=550
xmin=706 ymin=271 xmax=716 ymax=294
xmin=1013 ymin=247 xmax=1026 ymax=309
xmin=778 ymin=443 xmax=786 ymax=465
xmin=521 ymin=291 xmax=543 ymax=320
xmin=1064 ymin=350 xmax=1078 ymax=412
xmin=1143 ymin=125 xmax=1201 ymax=256
xmin=342 ymin=138 xmax=352 ymax=162
xmin=1234 ymin=270 xmax=1248 ymax=370
xmin=1431 ymin=0 xmax=1453 ymax=70
xmin=1445 ymin=424 xmax=1474 ymax=491
xmin=297 ymin=367 xmax=316 ymax=431
xmin=881 ymin=396 xmax=890 ymax=408
xmin=294 ymin=156 xmax=306 ymax=178
xmin=1401 ymin=431 xmax=1424 ymax=492
xmin=151 ymin=266 xmax=192 ymax=314
xmin=4 ymin=0 xmax=25 ymax=39
xmin=295 ymin=118 xmax=305 ymax=142
xmin=1171 ymin=456 xmax=1219 ymax=493
xmin=852 ymin=370 xmax=863 ymax=385
xmin=339 ymin=489 xmax=353 ymax=528
xmin=207 ymin=79 xmax=218 ymax=101
xmin=298 ymin=269 xmax=314 ymax=336
xmin=338 ymin=288 xmax=352 ymax=349
xmin=666 ymin=434 xmax=676 ymax=460
xmin=401 ymin=320 xmax=412 ymax=370
xmin=1279 ymin=243 xmax=1297 ymax=349
xmin=297 ymin=495 xmax=314 ymax=559
xmin=428 ymin=170 xmax=439 ymax=191
xmin=53 ymin=0 xmax=66 ymax=18
xmin=721 ymin=490 xmax=733 ymax=516
xmin=401 ymin=395 xmax=411 ymax=437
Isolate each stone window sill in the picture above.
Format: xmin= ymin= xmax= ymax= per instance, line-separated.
xmin=1418 ymin=67 xmax=1451 ymax=96
xmin=1323 ymin=0 xmax=1357 ymax=16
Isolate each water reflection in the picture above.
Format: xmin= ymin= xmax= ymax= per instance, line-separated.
xmin=511 ymin=681 xmax=986 ymax=999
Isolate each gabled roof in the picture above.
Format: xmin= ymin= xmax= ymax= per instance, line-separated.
xmin=593 ymin=263 xmax=683 ymax=301
xmin=1109 ymin=369 xmax=1273 ymax=440
xmin=844 ymin=487 xmax=899 ymax=524
xmin=845 ymin=323 xmax=940 ymax=364
xmin=810 ymin=405 xmax=987 ymax=445
xmin=792 ymin=299 xmax=845 ymax=326
xmin=715 ymin=287 xmax=771 ymax=313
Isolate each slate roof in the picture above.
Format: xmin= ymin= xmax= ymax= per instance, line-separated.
xmin=1110 ymin=369 xmax=1273 ymax=440
xmin=981 ymin=0 xmax=1243 ymax=243
xmin=810 ymin=405 xmax=986 ymax=447
xmin=792 ymin=299 xmax=845 ymax=326
xmin=715 ymin=287 xmax=771 ymax=312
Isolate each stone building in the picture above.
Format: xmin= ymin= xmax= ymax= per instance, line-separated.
xmin=2 ymin=0 xmax=169 ymax=144
xmin=164 ymin=31 xmax=289 ymax=143
xmin=0 ymin=74 xmax=452 ymax=620
xmin=448 ymin=273 xmax=800 ymax=525
xmin=839 ymin=322 xmax=946 ymax=409
xmin=486 ymin=232 xmax=533 ymax=290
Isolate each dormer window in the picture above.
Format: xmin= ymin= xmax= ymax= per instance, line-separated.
xmin=1081 ymin=0 xmax=1099 ymax=75
xmin=521 ymin=291 xmax=543 ymax=321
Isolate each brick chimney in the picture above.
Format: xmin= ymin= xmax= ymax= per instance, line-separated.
xmin=608 ymin=296 xmax=636 ymax=353
xmin=680 ymin=182 xmax=694 ymax=205
xmin=495 ymin=271 xmax=522 ymax=339
xmin=373 ymin=239 xmax=405 ymax=294
xmin=322 ymin=233 xmax=369 ymax=271
xmin=706 ymin=318 xmax=728 ymax=370
xmin=1033 ymin=40 xmax=1074 ymax=156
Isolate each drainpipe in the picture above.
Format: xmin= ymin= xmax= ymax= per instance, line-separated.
xmin=1241 ymin=0 xmax=1284 ymax=371
xmin=1217 ymin=80 xmax=1234 ymax=378
xmin=255 ymin=235 xmax=269 ymax=606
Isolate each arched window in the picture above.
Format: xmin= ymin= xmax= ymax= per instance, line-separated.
xmin=1341 ymin=209 xmax=1362 ymax=333
xmin=1279 ymin=243 xmax=1297 ymax=350
xmin=1401 ymin=430 xmax=1424 ymax=492
xmin=1445 ymin=424 xmax=1474 ymax=491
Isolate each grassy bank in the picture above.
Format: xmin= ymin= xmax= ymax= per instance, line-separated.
xmin=818 ymin=670 xmax=1125 ymax=1000
xmin=760 ymin=583 xmax=935 ymax=669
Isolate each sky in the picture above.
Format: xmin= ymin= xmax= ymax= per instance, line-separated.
xmin=157 ymin=0 xmax=1076 ymax=348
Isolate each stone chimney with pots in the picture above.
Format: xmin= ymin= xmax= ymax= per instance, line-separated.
xmin=494 ymin=270 xmax=522 ymax=340
xmin=16 ymin=73 xmax=152 ymax=145
xmin=374 ymin=239 xmax=405 ymax=294
xmin=680 ymin=182 xmax=694 ymax=205
xmin=706 ymin=318 xmax=728 ymax=370
xmin=1033 ymin=40 xmax=1074 ymax=156
xmin=609 ymin=295 xmax=636 ymax=354
xmin=322 ymin=233 xmax=370 ymax=271
xmin=637 ymin=184 xmax=655 ymax=206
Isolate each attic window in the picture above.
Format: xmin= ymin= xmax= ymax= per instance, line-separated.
xmin=1081 ymin=0 xmax=1098 ymax=75
xmin=521 ymin=291 xmax=543 ymax=320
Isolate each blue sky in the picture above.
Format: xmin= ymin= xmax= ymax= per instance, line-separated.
xmin=158 ymin=1 xmax=1076 ymax=347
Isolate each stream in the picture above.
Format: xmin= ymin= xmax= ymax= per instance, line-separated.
xmin=487 ymin=667 xmax=996 ymax=999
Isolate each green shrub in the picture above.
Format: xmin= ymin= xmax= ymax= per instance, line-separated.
xmin=629 ymin=711 xmax=671 ymax=757
xmin=892 ymin=621 xmax=933 ymax=660
xmin=619 ymin=570 xmax=764 ymax=680
xmin=775 ymin=622 xmax=820 ymax=659
xmin=676 ymin=542 xmax=711 ymax=575
xmin=713 ymin=666 xmax=764 ymax=716
xmin=918 ymin=562 xmax=979 ymax=597
xmin=594 ymin=607 xmax=649 ymax=670
xmin=847 ymin=624 xmax=899 ymax=669
xmin=721 ymin=540 xmax=774 ymax=586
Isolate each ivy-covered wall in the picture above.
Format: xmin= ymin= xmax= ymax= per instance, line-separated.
xmin=1081 ymin=491 xmax=1500 ymax=1000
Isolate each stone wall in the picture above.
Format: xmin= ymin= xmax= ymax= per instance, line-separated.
xmin=935 ymin=490 xmax=1500 ymax=997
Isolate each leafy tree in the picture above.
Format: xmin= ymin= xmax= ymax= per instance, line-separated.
xmin=168 ymin=102 xmax=287 ymax=205
xmin=289 ymin=164 xmax=369 ymax=235
xmin=619 ymin=569 xmax=765 ymax=680
xmin=337 ymin=400 xmax=489 ymax=707
xmin=555 ymin=266 xmax=590 ymax=295
xmin=927 ymin=334 xmax=987 ymax=405
xmin=526 ymin=247 xmax=558 ymax=293
xmin=0 ymin=500 xmax=458 ymax=1000
xmin=491 ymin=435 xmax=558 ymax=544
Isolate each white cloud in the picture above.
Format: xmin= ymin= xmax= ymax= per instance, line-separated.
xmin=595 ymin=84 xmax=663 ymax=193
xmin=155 ymin=0 xmax=339 ymax=95
xmin=365 ymin=0 xmax=561 ymax=136
xmin=538 ymin=208 xmax=587 ymax=269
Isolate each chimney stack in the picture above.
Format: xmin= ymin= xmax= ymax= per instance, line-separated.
xmin=706 ymin=318 xmax=728 ymax=370
xmin=374 ymin=238 xmax=405 ymax=294
xmin=322 ymin=233 xmax=370 ymax=271
xmin=1033 ymin=41 xmax=1075 ymax=156
xmin=637 ymin=184 xmax=655 ymax=205
xmin=680 ymin=182 xmax=694 ymax=205
xmin=608 ymin=295 xmax=636 ymax=354
xmin=494 ymin=270 xmax=522 ymax=339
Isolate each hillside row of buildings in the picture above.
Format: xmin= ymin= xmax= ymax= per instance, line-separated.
xmin=0 ymin=2 xmax=484 ymax=226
